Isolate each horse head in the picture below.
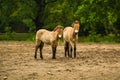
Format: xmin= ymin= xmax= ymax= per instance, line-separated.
xmin=53 ymin=25 xmax=64 ymax=39
xmin=73 ymin=20 xmax=80 ymax=35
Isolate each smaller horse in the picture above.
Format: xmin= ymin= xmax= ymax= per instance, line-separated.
xmin=34 ymin=25 xmax=63 ymax=59
xmin=63 ymin=20 xmax=80 ymax=58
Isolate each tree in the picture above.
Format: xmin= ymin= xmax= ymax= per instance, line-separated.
xmin=0 ymin=0 xmax=36 ymax=33
xmin=0 ymin=0 xmax=120 ymax=36
xmin=75 ymin=0 xmax=120 ymax=36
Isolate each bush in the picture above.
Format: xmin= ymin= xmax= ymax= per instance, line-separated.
xmin=78 ymin=34 xmax=120 ymax=43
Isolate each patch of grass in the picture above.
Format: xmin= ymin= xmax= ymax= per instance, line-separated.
xmin=78 ymin=34 xmax=120 ymax=43
xmin=0 ymin=33 xmax=35 ymax=41
xmin=0 ymin=33 xmax=120 ymax=43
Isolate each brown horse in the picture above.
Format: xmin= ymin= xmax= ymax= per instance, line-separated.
xmin=63 ymin=20 xmax=80 ymax=58
xmin=34 ymin=25 xmax=63 ymax=59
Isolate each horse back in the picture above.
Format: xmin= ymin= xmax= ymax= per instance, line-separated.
xmin=36 ymin=29 xmax=48 ymax=39
xmin=36 ymin=29 xmax=57 ymax=44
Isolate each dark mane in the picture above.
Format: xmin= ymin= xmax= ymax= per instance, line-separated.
xmin=53 ymin=25 xmax=63 ymax=31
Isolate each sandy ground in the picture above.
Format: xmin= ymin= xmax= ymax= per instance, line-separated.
xmin=0 ymin=41 xmax=120 ymax=80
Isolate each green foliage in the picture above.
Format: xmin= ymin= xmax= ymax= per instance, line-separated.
xmin=75 ymin=0 xmax=120 ymax=35
xmin=5 ymin=26 xmax=12 ymax=33
xmin=0 ymin=0 xmax=37 ymax=33
xmin=0 ymin=0 xmax=120 ymax=43
xmin=22 ymin=19 xmax=35 ymax=32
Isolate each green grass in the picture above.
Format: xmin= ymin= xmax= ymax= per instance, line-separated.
xmin=0 ymin=33 xmax=35 ymax=41
xmin=0 ymin=33 xmax=120 ymax=43
xmin=78 ymin=34 xmax=120 ymax=43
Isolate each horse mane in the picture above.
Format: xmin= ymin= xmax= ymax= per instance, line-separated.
xmin=53 ymin=25 xmax=64 ymax=31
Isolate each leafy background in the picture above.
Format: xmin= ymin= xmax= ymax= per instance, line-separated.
xmin=0 ymin=0 xmax=120 ymax=42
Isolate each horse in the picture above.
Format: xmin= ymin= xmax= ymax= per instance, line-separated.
xmin=63 ymin=20 xmax=80 ymax=58
xmin=34 ymin=25 xmax=63 ymax=59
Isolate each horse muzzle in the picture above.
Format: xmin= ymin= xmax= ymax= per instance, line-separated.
xmin=74 ymin=30 xmax=78 ymax=35
xmin=58 ymin=35 xmax=62 ymax=39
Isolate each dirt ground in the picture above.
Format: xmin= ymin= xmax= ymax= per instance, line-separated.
xmin=0 ymin=41 xmax=120 ymax=80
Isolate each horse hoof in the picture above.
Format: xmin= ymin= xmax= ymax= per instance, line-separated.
xmin=52 ymin=57 xmax=56 ymax=59
xmin=34 ymin=56 xmax=37 ymax=59
xmin=41 ymin=57 xmax=43 ymax=59
xmin=69 ymin=56 xmax=72 ymax=58
xmin=74 ymin=56 xmax=76 ymax=58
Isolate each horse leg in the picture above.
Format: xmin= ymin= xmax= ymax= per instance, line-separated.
xmin=34 ymin=39 xmax=41 ymax=59
xmin=39 ymin=42 xmax=44 ymax=59
xmin=69 ymin=44 xmax=72 ymax=58
xmin=67 ymin=42 xmax=70 ymax=57
xmin=64 ymin=41 xmax=68 ymax=57
xmin=34 ymin=45 xmax=39 ymax=59
xmin=52 ymin=44 xmax=57 ymax=59
xmin=74 ymin=42 xmax=76 ymax=58
xmin=69 ymin=42 xmax=74 ymax=58
xmin=64 ymin=41 xmax=67 ymax=57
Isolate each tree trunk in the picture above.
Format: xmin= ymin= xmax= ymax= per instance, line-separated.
xmin=34 ymin=0 xmax=57 ymax=32
xmin=34 ymin=0 xmax=46 ymax=32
